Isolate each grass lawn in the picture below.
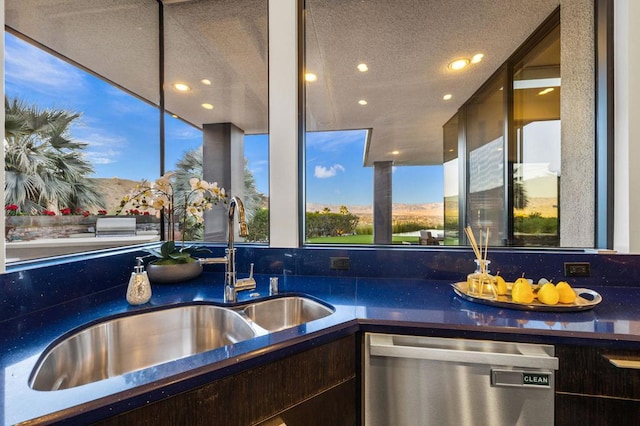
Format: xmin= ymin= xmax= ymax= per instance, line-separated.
xmin=306 ymin=235 xmax=420 ymax=244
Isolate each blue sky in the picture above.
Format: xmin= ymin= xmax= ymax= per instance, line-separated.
xmin=5 ymin=33 xmax=443 ymax=205
xmin=306 ymin=130 xmax=443 ymax=204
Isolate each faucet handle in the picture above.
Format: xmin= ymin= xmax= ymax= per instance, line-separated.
xmin=235 ymin=263 xmax=256 ymax=292
xmin=247 ymin=263 xmax=254 ymax=279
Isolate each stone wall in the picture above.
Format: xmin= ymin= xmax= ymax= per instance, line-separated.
xmin=5 ymin=215 xmax=159 ymax=241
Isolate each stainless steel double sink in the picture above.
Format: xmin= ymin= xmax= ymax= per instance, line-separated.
xmin=29 ymin=295 xmax=334 ymax=391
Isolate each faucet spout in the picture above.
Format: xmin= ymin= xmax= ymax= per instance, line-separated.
xmin=224 ymin=196 xmax=254 ymax=303
xmin=227 ymin=196 xmax=247 ymax=251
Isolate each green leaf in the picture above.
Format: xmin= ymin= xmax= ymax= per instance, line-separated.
xmin=160 ymin=241 xmax=176 ymax=258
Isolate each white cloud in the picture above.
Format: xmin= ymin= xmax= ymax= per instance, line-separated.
xmin=73 ymin=123 xmax=127 ymax=148
xmin=5 ymin=36 xmax=86 ymax=94
xmin=249 ymin=159 xmax=269 ymax=174
xmin=86 ymin=153 xmax=118 ymax=165
xmin=166 ymin=127 xmax=201 ymax=141
xmin=306 ymin=130 xmax=368 ymax=152
xmin=74 ymin=127 xmax=126 ymax=166
xmin=314 ymin=164 xmax=345 ymax=178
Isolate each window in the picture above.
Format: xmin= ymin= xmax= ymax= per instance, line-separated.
xmin=512 ymin=25 xmax=561 ymax=246
xmin=1 ymin=0 xmax=611 ymax=265
xmin=305 ymin=130 xmax=371 ymax=243
xmin=4 ymin=29 xmax=161 ymax=262
xmin=4 ymin=0 xmax=270 ymax=263
xmin=304 ymin=1 xmax=595 ymax=248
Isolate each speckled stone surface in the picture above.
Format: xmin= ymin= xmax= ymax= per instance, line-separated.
xmin=3 ymin=245 xmax=640 ymax=424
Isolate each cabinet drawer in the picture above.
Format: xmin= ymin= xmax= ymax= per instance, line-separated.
xmin=556 ymin=393 xmax=640 ymax=426
xmin=556 ymin=344 xmax=640 ymax=398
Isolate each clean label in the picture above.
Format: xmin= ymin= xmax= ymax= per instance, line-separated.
xmin=522 ymin=372 xmax=550 ymax=386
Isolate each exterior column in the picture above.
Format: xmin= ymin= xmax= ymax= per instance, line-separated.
xmin=268 ymin=0 xmax=299 ymax=247
xmin=560 ymin=0 xmax=595 ymax=247
xmin=202 ymin=123 xmax=245 ymax=242
xmin=373 ymin=161 xmax=393 ymax=245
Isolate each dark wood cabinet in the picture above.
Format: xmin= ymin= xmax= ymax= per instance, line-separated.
xmin=256 ymin=380 xmax=356 ymax=426
xmin=95 ymin=335 xmax=357 ymax=425
xmin=555 ymin=344 xmax=640 ymax=426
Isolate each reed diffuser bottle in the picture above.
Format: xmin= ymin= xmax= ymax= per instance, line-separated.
xmin=464 ymin=226 xmax=497 ymax=298
xmin=467 ymin=259 xmax=496 ymax=297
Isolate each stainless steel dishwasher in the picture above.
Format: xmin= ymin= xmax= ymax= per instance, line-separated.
xmin=364 ymin=333 xmax=559 ymax=426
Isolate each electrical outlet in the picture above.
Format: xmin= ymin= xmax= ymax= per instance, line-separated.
xmin=330 ymin=256 xmax=350 ymax=270
xmin=564 ymin=262 xmax=590 ymax=277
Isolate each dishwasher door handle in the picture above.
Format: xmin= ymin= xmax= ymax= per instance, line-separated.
xmin=369 ymin=335 xmax=559 ymax=370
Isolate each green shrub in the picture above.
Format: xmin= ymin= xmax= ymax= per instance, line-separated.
xmin=305 ymin=212 xmax=359 ymax=237
xmin=246 ymin=208 xmax=269 ymax=242
xmin=514 ymin=212 xmax=558 ymax=234
xmin=356 ymin=224 xmax=373 ymax=235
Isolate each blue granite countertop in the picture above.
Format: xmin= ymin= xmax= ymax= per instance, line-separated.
xmin=3 ymin=272 xmax=640 ymax=425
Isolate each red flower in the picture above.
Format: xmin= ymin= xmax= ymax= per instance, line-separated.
xmin=97 ymin=210 xmax=107 ymax=215
xmin=82 ymin=211 xmax=90 ymax=217
xmin=60 ymin=208 xmax=72 ymax=215
xmin=5 ymin=204 xmax=19 ymax=216
xmin=42 ymin=209 xmax=56 ymax=216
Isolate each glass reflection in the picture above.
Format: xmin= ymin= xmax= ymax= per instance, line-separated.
xmin=512 ymin=25 xmax=561 ymax=246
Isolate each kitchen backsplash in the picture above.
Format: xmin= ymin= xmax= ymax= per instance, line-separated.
xmin=0 ymin=244 xmax=637 ymax=323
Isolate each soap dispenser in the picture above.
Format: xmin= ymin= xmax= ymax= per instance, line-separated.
xmin=126 ymin=257 xmax=152 ymax=305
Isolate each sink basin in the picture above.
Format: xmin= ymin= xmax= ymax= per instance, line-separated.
xmin=241 ymin=296 xmax=334 ymax=332
xmin=29 ymin=295 xmax=334 ymax=391
xmin=29 ymin=305 xmax=256 ymax=391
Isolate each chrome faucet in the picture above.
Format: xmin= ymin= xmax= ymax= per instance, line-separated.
xmin=224 ymin=196 xmax=255 ymax=303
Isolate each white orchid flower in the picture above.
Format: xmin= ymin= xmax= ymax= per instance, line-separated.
xmin=189 ymin=177 xmax=200 ymax=190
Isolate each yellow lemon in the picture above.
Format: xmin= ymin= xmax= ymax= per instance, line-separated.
xmin=512 ymin=280 xmax=534 ymax=304
xmin=556 ymin=281 xmax=577 ymax=304
xmin=538 ymin=283 xmax=560 ymax=305
xmin=495 ymin=275 xmax=507 ymax=296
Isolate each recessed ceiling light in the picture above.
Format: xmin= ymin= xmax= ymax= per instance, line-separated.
xmin=305 ymin=73 xmax=318 ymax=82
xmin=201 ymin=103 xmax=214 ymax=110
xmin=448 ymin=58 xmax=470 ymax=70
xmin=443 ymin=94 xmax=453 ymax=100
xmin=173 ymin=83 xmax=191 ymax=92
xmin=358 ymin=99 xmax=368 ymax=105
xmin=201 ymin=79 xmax=212 ymax=85
xmin=391 ymin=150 xmax=400 ymax=155
xmin=538 ymin=87 xmax=555 ymax=95
xmin=471 ymin=53 xmax=484 ymax=64
xmin=357 ymin=63 xmax=369 ymax=72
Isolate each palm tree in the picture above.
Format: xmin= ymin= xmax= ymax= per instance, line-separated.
xmin=173 ymin=145 xmax=264 ymax=240
xmin=174 ymin=146 xmax=263 ymax=220
xmin=4 ymin=97 xmax=104 ymax=213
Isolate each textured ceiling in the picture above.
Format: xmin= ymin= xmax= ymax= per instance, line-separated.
xmin=5 ymin=0 xmax=561 ymax=166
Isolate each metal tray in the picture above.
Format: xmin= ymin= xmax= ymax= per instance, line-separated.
xmin=451 ymin=281 xmax=602 ymax=312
